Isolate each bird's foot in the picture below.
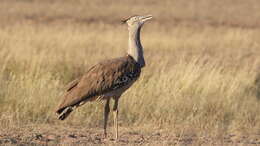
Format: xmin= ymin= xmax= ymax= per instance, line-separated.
xmin=103 ymin=133 xmax=108 ymax=139
xmin=107 ymin=137 xmax=118 ymax=142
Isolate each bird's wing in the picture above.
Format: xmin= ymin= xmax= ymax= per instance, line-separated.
xmin=65 ymin=78 xmax=81 ymax=92
xmin=56 ymin=55 xmax=140 ymax=114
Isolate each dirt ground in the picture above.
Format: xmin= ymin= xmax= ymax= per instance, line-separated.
xmin=0 ymin=125 xmax=259 ymax=146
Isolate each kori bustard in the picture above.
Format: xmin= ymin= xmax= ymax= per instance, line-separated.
xmin=55 ymin=15 xmax=152 ymax=139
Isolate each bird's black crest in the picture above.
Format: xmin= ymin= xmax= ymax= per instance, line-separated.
xmin=121 ymin=15 xmax=139 ymax=24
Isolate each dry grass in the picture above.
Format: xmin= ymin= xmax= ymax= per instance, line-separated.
xmin=0 ymin=0 xmax=259 ymax=140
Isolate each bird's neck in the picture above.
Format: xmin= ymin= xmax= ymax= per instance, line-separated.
xmin=127 ymin=26 xmax=145 ymax=68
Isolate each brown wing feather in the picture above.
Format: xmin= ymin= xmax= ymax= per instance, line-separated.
xmin=65 ymin=78 xmax=80 ymax=91
xmin=56 ymin=55 xmax=140 ymax=114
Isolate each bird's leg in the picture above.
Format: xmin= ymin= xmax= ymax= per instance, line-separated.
xmin=104 ymin=99 xmax=110 ymax=138
xmin=113 ymin=98 xmax=119 ymax=140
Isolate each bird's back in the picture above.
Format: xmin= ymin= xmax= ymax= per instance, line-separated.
xmin=56 ymin=55 xmax=141 ymax=115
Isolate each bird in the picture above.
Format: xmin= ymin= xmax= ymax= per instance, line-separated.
xmin=55 ymin=15 xmax=152 ymax=140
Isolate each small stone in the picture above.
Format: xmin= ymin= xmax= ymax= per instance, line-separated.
xmin=68 ymin=134 xmax=77 ymax=138
xmin=34 ymin=134 xmax=43 ymax=140
xmin=46 ymin=135 xmax=56 ymax=141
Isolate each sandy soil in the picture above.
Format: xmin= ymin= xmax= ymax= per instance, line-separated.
xmin=0 ymin=125 xmax=259 ymax=146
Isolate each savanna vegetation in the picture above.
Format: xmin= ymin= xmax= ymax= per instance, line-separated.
xmin=0 ymin=0 xmax=259 ymax=145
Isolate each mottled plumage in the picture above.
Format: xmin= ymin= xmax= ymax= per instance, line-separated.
xmin=56 ymin=55 xmax=141 ymax=119
xmin=55 ymin=15 xmax=152 ymax=139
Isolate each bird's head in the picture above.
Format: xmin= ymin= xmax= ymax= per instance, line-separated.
xmin=122 ymin=15 xmax=153 ymax=28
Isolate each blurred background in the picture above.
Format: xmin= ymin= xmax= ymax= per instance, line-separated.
xmin=0 ymin=0 xmax=259 ymax=138
xmin=1 ymin=0 xmax=260 ymax=27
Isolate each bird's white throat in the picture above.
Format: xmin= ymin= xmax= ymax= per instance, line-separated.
xmin=127 ymin=26 xmax=145 ymax=68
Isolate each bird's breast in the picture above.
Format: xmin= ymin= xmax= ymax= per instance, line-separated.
xmin=98 ymin=79 xmax=137 ymax=101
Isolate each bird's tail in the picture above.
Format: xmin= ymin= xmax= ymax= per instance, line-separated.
xmin=56 ymin=106 xmax=73 ymax=120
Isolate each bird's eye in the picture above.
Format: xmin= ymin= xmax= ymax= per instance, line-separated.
xmin=122 ymin=76 xmax=128 ymax=82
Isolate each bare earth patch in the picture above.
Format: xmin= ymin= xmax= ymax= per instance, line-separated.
xmin=0 ymin=125 xmax=259 ymax=145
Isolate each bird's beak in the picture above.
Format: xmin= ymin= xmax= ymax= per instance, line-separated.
xmin=141 ymin=15 xmax=153 ymax=22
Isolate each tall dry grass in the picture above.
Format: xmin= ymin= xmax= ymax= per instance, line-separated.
xmin=0 ymin=0 xmax=259 ymax=136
